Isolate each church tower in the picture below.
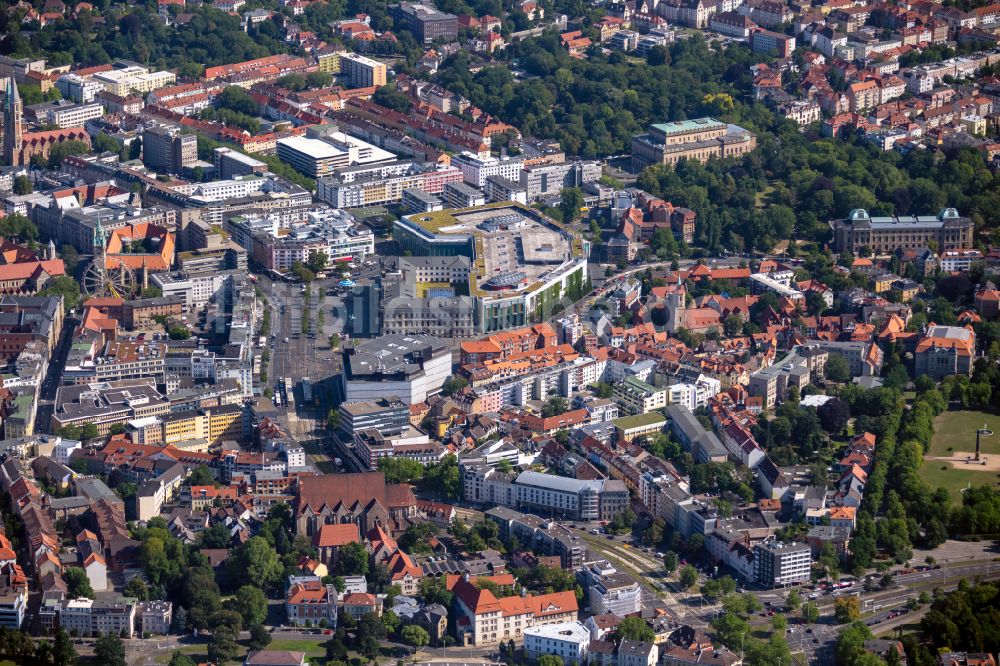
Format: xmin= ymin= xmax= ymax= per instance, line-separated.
xmin=3 ymin=77 xmax=23 ymax=166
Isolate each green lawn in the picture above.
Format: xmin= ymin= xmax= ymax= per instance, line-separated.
xmin=928 ymin=409 xmax=1000 ymax=457
xmin=156 ymin=638 xmax=330 ymax=665
xmin=919 ymin=409 xmax=1000 ymax=504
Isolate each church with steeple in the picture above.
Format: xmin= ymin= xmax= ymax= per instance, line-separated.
xmin=3 ymin=76 xmax=90 ymax=167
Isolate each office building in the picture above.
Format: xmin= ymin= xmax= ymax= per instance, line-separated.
xmin=341 ymin=333 xmax=452 ymax=405
xmin=390 ymin=2 xmax=458 ymax=44
xmin=631 ymin=117 xmax=756 ymax=168
xmin=0 ymin=587 xmax=26 ymax=629
xmin=753 ymin=541 xmax=811 ymax=587
xmin=520 ymin=161 xmax=602 ymax=201
xmin=317 ymin=161 xmax=463 ymax=208
xmin=393 ymin=203 xmax=588 ymax=333
xmin=213 ymin=147 xmax=268 ymax=179
xmin=664 ymin=404 xmax=727 ymax=464
xmin=136 ymin=600 xmax=173 ymax=635
xmin=340 ymin=53 xmax=388 ymax=88
xmin=829 ymin=208 xmax=974 ymax=254
xmin=443 ymin=181 xmax=486 ymax=208
xmin=577 ymin=560 xmax=642 ymax=616
xmin=402 ymin=187 xmax=443 ymax=213
xmin=462 ymin=465 xmax=629 ymax=521
xmin=612 ymin=376 xmax=667 ymax=415
xmin=339 ymin=397 xmax=410 ymax=438
xmin=451 ymin=152 xmax=524 ymax=188
xmin=276 ymin=128 xmax=395 ymax=178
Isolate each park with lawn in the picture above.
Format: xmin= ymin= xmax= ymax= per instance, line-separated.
xmin=920 ymin=409 xmax=1000 ymax=504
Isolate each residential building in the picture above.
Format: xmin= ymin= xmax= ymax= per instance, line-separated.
xmin=612 ymin=376 xmax=667 ymax=415
xmin=143 ymin=125 xmax=198 ymax=174
xmin=285 ymin=577 xmax=338 ymax=626
xmin=58 ymin=597 xmax=136 ymax=638
xmin=340 ymin=54 xmax=387 ymax=88
xmin=136 ymin=600 xmax=172 ymax=635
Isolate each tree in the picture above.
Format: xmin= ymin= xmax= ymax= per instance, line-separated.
xmin=307 ymin=249 xmax=328 ymax=273
xmin=233 ymin=585 xmax=268 ymax=626
xmin=419 ymin=576 xmax=454 ymax=607
xmin=441 ymin=375 xmax=468 ymax=396
xmin=373 ymin=84 xmax=412 ymax=112
xmin=124 ymin=576 xmax=149 ymax=601
xmin=538 ymin=656 xmax=564 ymax=666
xmin=188 ymin=465 xmax=216 ymax=486
xmin=337 ymin=541 xmax=370 ymax=576
xmin=825 ymin=355 xmax=852 ymax=383
xmin=168 ymin=325 xmax=191 ymax=340
xmin=208 ymin=625 xmax=239 ymax=664
xmin=378 ymin=456 xmax=425 ymax=484
xmin=834 ymin=596 xmax=861 ymax=623
xmin=94 ymin=634 xmax=126 ymax=666
xmin=229 ymin=536 xmax=283 ymax=590
xmin=401 ymin=624 xmax=429 ymax=647
xmin=785 ymin=589 xmax=801 ymax=611
xmin=678 ymin=565 xmax=698 ymax=590
xmin=541 ymin=396 xmax=568 ymax=417
xmin=51 ymin=628 xmax=76 ymax=666
xmin=802 ymin=602 xmax=820 ymax=624
xmin=663 ymin=551 xmax=679 ymax=575
xmin=12 ymin=175 xmax=31 ymax=195
xmin=615 ymin=616 xmax=655 ymax=642
xmin=168 ymin=652 xmax=197 ymax=666
xmin=422 ymin=454 xmax=461 ymax=499
xmin=64 ymin=567 xmax=94 ymax=599
xmin=0 ymin=213 xmax=38 ymax=242
xmin=306 ymin=71 xmax=332 ymax=89
xmin=45 ymin=139 xmax=90 ymax=168
xmin=559 ymin=187 xmax=585 ymax=223
xmin=817 ymin=397 xmax=850 ymax=433
xmin=38 ymin=275 xmax=80 ymax=313
xmin=248 ymin=623 xmax=272 ymax=650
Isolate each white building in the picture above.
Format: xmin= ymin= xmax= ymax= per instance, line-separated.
xmin=524 ymin=621 xmax=591 ymax=665
xmin=92 ymin=66 xmax=175 ymax=96
xmin=0 ymin=587 xmax=26 ymax=629
xmin=576 ymin=561 xmax=642 ymax=617
xmin=451 ymin=152 xmax=524 ymax=188
xmin=136 ymin=600 xmax=173 ymax=635
xmin=342 ymin=334 xmax=452 ymax=405
xmin=58 ymin=597 xmax=136 ymax=638
xmin=150 ymin=271 xmax=232 ymax=310
xmin=46 ymin=102 xmax=103 ymax=129
xmin=56 ymin=73 xmax=104 ymax=103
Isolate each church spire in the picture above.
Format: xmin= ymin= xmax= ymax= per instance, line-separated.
xmin=3 ymin=76 xmax=24 ymax=166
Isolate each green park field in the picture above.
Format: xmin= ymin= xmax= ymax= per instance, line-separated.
xmin=920 ymin=410 xmax=1000 ymax=504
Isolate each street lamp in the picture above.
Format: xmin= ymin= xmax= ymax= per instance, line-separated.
xmin=976 ymin=425 xmax=993 ymax=461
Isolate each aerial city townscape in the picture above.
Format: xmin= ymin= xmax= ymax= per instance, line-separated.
xmin=5 ymin=0 xmax=1000 ymax=665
